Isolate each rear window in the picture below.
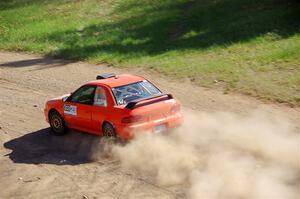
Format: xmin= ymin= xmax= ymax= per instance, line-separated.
xmin=112 ymin=80 xmax=162 ymax=105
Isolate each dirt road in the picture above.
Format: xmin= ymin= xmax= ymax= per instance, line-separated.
xmin=0 ymin=52 xmax=299 ymax=199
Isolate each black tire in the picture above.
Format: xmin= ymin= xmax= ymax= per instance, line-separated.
xmin=49 ymin=111 xmax=68 ymax=135
xmin=102 ymin=122 xmax=116 ymax=138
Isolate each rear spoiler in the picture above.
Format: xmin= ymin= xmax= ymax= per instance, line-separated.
xmin=125 ymin=94 xmax=173 ymax=109
xmin=96 ymin=73 xmax=116 ymax=80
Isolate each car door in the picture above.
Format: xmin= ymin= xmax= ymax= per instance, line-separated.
xmin=63 ymin=85 xmax=96 ymax=132
xmin=91 ymin=86 xmax=110 ymax=134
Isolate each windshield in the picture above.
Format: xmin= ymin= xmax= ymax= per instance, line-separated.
xmin=112 ymin=80 xmax=162 ymax=105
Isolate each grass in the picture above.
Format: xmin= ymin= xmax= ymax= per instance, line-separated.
xmin=0 ymin=0 xmax=300 ymax=106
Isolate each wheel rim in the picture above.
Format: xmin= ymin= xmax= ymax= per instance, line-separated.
xmin=51 ymin=114 xmax=62 ymax=131
xmin=104 ymin=125 xmax=114 ymax=137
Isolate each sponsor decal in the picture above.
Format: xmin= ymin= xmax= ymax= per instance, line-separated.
xmin=64 ymin=104 xmax=77 ymax=116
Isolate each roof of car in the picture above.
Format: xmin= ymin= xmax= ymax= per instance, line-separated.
xmin=86 ymin=74 xmax=145 ymax=88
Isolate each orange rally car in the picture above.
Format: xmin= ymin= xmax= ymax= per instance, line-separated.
xmin=44 ymin=73 xmax=183 ymax=140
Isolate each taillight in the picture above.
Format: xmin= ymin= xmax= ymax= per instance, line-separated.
xmin=170 ymin=104 xmax=181 ymax=113
xmin=121 ymin=115 xmax=146 ymax=124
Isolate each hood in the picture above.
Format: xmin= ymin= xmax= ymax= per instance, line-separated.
xmin=48 ymin=93 xmax=71 ymax=103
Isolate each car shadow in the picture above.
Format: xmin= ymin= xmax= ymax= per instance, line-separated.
xmin=3 ymin=128 xmax=111 ymax=165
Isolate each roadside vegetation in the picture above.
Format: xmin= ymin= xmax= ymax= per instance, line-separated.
xmin=0 ymin=0 xmax=299 ymax=105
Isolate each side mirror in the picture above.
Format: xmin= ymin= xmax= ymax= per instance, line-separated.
xmin=62 ymin=93 xmax=72 ymax=102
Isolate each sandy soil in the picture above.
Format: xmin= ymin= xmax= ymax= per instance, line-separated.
xmin=0 ymin=52 xmax=299 ymax=199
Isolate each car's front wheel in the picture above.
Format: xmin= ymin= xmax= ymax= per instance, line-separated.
xmin=49 ymin=111 xmax=67 ymax=135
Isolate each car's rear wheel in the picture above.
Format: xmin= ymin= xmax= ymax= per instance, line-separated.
xmin=102 ymin=122 xmax=116 ymax=138
xmin=49 ymin=111 xmax=67 ymax=135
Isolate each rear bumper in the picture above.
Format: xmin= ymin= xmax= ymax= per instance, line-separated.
xmin=115 ymin=112 xmax=184 ymax=140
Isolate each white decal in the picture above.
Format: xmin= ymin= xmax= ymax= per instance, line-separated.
xmin=64 ymin=104 xmax=77 ymax=116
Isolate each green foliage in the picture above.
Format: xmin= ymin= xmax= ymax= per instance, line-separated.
xmin=0 ymin=0 xmax=299 ymax=105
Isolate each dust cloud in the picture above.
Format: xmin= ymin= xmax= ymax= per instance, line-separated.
xmin=112 ymin=110 xmax=300 ymax=199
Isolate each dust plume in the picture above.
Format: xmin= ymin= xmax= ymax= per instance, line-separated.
xmin=112 ymin=110 xmax=300 ymax=199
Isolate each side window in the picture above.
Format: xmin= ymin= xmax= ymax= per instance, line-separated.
xmin=70 ymin=85 xmax=96 ymax=105
xmin=94 ymin=86 xmax=107 ymax=107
